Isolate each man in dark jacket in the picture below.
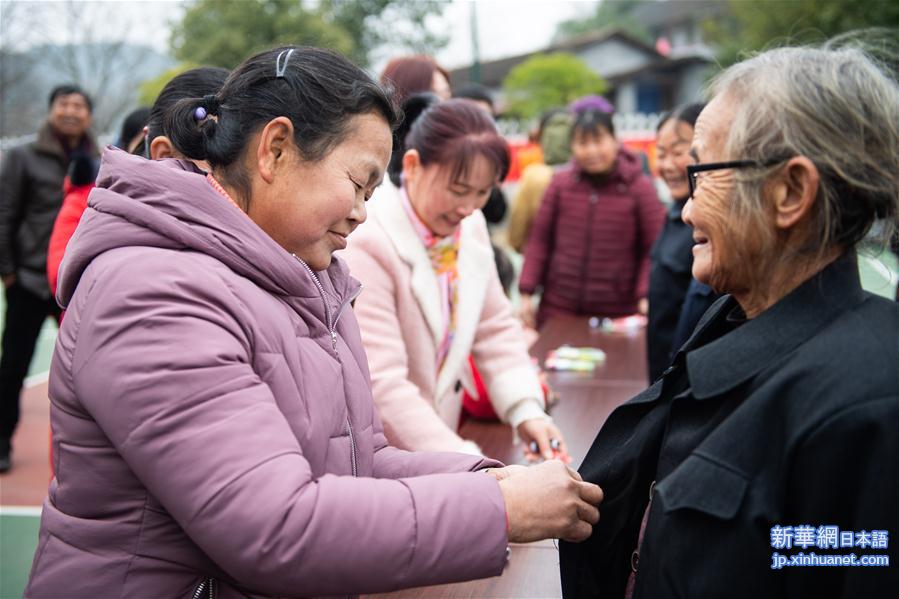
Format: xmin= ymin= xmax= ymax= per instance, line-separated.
xmin=0 ymin=84 xmax=97 ymax=472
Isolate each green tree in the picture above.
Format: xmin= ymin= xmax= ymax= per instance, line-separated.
xmin=322 ymin=0 xmax=448 ymax=67
xmin=554 ymin=0 xmax=653 ymax=44
xmin=502 ymin=53 xmax=607 ymax=120
xmin=171 ymin=0 xmax=447 ymax=70
xmin=709 ymin=0 xmax=899 ymax=66
xmin=138 ymin=63 xmax=201 ymax=107
xmin=171 ymin=0 xmax=352 ymax=69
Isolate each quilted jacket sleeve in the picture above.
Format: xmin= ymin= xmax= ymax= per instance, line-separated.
xmin=68 ymin=252 xmax=508 ymax=597
xmin=370 ymin=428 xmax=503 ymax=479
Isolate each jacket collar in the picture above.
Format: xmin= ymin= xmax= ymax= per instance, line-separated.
xmin=369 ymin=180 xmax=445 ymax=344
xmin=34 ymin=121 xmax=97 ymax=163
xmin=667 ymin=199 xmax=687 ymax=221
xmin=683 ymin=252 xmax=865 ymax=399
xmin=571 ymin=146 xmax=643 ymax=186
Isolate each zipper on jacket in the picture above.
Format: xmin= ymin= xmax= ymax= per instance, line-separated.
xmin=293 ymin=254 xmax=363 ymax=354
xmin=346 ymin=418 xmax=358 ymax=477
xmin=337 ymin=286 xmax=362 ymax=479
xmin=292 ymin=253 xmax=358 ymax=477
xmin=294 ymin=255 xmax=337 ymax=354
xmin=192 ymin=578 xmax=215 ymax=599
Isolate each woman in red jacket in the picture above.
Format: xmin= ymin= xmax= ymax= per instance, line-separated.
xmin=46 ymin=153 xmax=97 ymax=300
xmin=518 ymin=109 xmax=665 ymax=328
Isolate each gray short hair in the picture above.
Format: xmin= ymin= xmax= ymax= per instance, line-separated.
xmin=708 ymin=36 xmax=899 ymax=255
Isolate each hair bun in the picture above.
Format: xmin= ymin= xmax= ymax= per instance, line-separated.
xmin=388 ymin=92 xmax=440 ymax=185
xmin=397 ymin=92 xmax=440 ymax=151
xmin=401 ymin=93 xmax=439 ymax=129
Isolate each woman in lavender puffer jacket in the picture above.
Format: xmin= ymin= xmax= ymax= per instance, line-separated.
xmin=25 ymin=47 xmax=602 ymax=598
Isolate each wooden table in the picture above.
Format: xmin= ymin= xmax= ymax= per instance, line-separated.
xmin=368 ymin=316 xmax=649 ymax=598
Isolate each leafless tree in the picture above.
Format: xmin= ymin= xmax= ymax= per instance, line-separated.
xmin=46 ymin=0 xmax=167 ymax=133
xmin=1 ymin=0 xmax=172 ymax=137
xmin=0 ymin=0 xmax=43 ymax=136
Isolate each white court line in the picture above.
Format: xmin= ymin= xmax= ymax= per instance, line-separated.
xmin=0 ymin=505 xmax=42 ymax=516
xmin=23 ymin=371 xmax=50 ymax=388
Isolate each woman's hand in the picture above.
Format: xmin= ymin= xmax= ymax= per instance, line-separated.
xmin=518 ymin=418 xmax=571 ymax=463
xmin=518 ymin=294 xmax=536 ymax=329
xmin=637 ymin=297 xmax=649 ymax=315
xmin=539 ymin=371 xmax=561 ymax=408
xmin=498 ymin=460 xmax=602 ymax=543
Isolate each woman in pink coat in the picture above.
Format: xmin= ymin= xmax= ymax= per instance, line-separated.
xmin=342 ymin=96 xmax=569 ymax=461
xmin=25 ymin=47 xmax=601 ymax=598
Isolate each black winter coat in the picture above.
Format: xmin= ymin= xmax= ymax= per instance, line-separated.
xmin=0 ymin=122 xmax=96 ymax=298
xmin=561 ymin=253 xmax=899 ymax=598
xmin=646 ymin=200 xmax=694 ymax=382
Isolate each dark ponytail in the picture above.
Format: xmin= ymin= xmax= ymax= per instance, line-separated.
xmin=164 ymin=46 xmax=399 ymax=203
xmin=164 ymin=94 xmax=223 ymax=162
xmin=138 ymin=66 xmax=229 ymax=158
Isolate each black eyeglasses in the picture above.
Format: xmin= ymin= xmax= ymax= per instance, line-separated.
xmin=687 ymin=158 xmax=786 ymax=199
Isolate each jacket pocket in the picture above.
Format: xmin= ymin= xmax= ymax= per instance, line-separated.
xmin=655 ymin=453 xmax=748 ymax=520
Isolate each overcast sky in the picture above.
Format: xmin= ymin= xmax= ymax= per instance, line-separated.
xmin=434 ymin=0 xmax=594 ymax=69
xmin=3 ymin=0 xmax=596 ymax=70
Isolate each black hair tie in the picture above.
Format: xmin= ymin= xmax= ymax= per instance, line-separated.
xmin=203 ymin=94 xmax=221 ymax=115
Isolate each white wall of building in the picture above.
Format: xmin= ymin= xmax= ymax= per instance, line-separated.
xmin=577 ymin=39 xmax=654 ymax=80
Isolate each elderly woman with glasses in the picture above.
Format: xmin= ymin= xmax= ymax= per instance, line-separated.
xmin=560 ymin=40 xmax=898 ymax=598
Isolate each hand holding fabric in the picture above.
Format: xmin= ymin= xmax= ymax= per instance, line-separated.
xmin=498 ymin=460 xmax=602 ymax=543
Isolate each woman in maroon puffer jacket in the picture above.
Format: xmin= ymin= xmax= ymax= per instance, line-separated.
xmin=519 ymin=109 xmax=665 ymax=328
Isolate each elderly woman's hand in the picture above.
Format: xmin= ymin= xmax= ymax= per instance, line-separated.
xmin=518 ymin=418 xmax=571 ymax=463
xmin=498 ymin=460 xmax=602 ymax=543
